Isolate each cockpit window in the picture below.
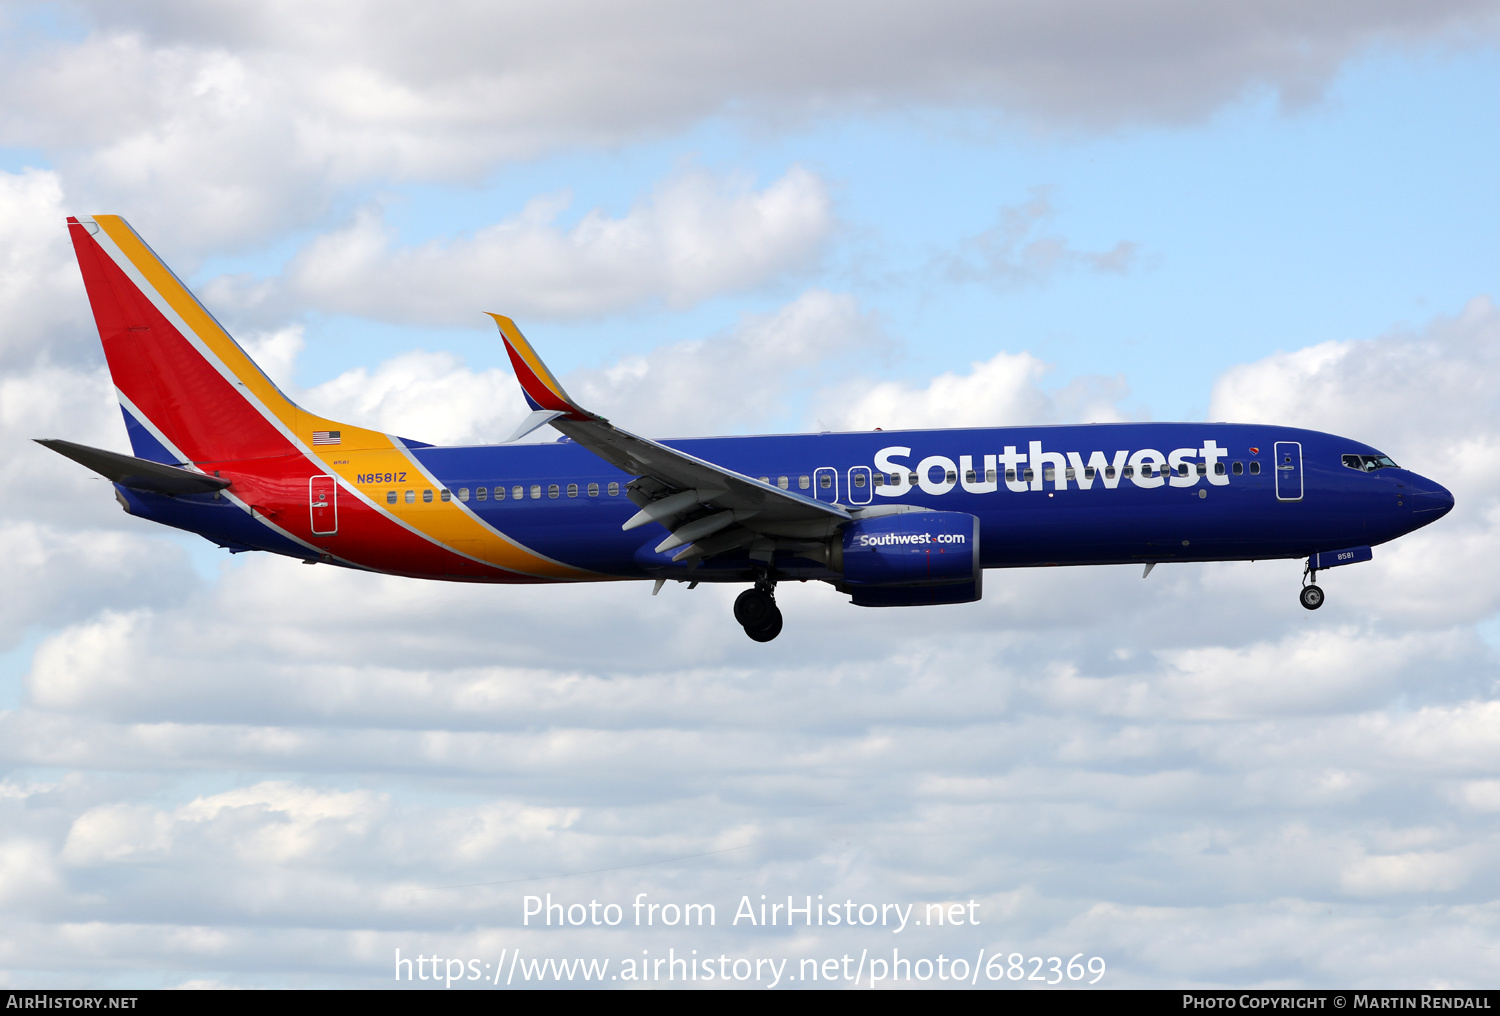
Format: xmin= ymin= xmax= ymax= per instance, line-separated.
xmin=1342 ymin=453 xmax=1399 ymax=472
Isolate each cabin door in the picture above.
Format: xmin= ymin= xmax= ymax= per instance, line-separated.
xmin=310 ymin=475 xmax=339 ymax=534
xmin=1274 ymin=442 xmax=1303 ymax=502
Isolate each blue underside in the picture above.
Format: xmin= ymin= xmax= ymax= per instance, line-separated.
xmin=116 ymin=485 xmax=314 ymax=558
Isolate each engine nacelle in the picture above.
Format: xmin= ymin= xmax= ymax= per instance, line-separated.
xmin=836 ymin=511 xmax=981 ymax=606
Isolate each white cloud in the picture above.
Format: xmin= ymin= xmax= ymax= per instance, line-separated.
xmin=262 ymin=289 xmax=880 ymax=443
xmin=567 ymin=289 xmax=880 ymax=435
xmin=301 ymin=349 xmax=519 ymax=447
xmin=1 ymin=4 xmax=1491 ymax=250
xmin=63 ymin=783 xmax=386 ymax=866
xmin=270 ymin=167 xmax=833 ymax=324
xmin=814 ymin=349 xmax=1131 ymax=431
xmin=0 ymin=169 xmax=95 ymax=369
xmin=817 ymin=350 xmax=1051 ymax=431
xmin=1341 ymin=849 xmax=1474 ymax=895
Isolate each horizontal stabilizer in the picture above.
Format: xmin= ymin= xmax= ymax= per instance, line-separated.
xmin=36 ymin=439 xmax=231 ymax=496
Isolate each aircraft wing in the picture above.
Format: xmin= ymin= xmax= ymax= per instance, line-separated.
xmin=489 ymin=314 xmax=849 ymax=563
xmin=36 ymin=438 xmax=232 ymax=496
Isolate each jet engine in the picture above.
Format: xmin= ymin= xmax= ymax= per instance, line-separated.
xmin=833 ymin=510 xmax=981 ymax=607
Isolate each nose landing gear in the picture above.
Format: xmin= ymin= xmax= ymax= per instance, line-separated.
xmin=1299 ymin=563 xmax=1324 ymax=611
xmin=734 ymin=578 xmax=783 ymax=641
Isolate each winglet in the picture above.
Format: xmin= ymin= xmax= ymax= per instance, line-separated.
xmin=504 ymin=408 xmax=568 ymax=443
xmin=487 ymin=313 xmax=599 ymax=421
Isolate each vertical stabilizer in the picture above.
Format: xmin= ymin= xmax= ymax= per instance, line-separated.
xmin=66 ymin=215 xmax=382 ymax=465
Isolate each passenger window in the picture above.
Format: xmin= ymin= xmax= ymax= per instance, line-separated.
xmin=588 ymin=482 xmax=599 ymax=497
xmin=1214 ymin=463 xmax=1226 ymax=475
xmin=567 ymin=483 xmax=578 ymax=498
xmin=1196 ymin=463 xmax=1207 ymax=476
xmin=458 ymin=488 xmax=469 ymax=502
xmin=387 ymin=490 xmax=397 ymax=504
xmin=799 ymin=475 xmax=810 ymax=490
xmin=1084 ymin=467 xmax=1096 ymax=480
xmin=440 ymin=489 xmax=451 ymax=502
xmin=1065 ymin=468 xmax=1076 ymax=480
xmin=608 ymin=482 xmax=619 ymax=496
xmin=1249 ymin=462 xmax=1261 ymax=475
xmin=853 ymin=473 xmax=867 ymax=488
xmin=405 ymin=490 xmax=415 ymax=503
xmin=1023 ymin=468 xmax=1034 ymax=482
xmin=513 ymin=485 xmax=524 ymax=499
xmin=1179 ymin=464 xmax=1190 ymax=477
xmin=945 ymin=470 xmax=957 ymax=482
xmin=1105 ymin=466 xmax=1115 ymax=479
xmin=1122 ymin=466 xmax=1134 ymax=478
xmin=778 ymin=476 xmax=789 ymax=490
xmin=530 ymin=485 xmax=541 ymax=499
xmin=820 ymin=474 xmax=832 ymax=488
xmin=1232 ymin=462 xmax=1242 ymax=475
xmin=986 ymin=469 xmax=996 ymax=483
xmin=1043 ymin=468 xmax=1055 ymax=482
xmin=872 ymin=473 xmax=884 ymax=487
xmin=423 ymin=489 xmax=433 ymax=503
xmin=1005 ymin=468 xmax=1017 ymax=482
xmin=477 ymin=487 xmax=488 ymax=501
xmin=492 ymin=486 xmax=503 ymax=501
xmin=965 ymin=470 xmax=976 ymax=483
xmin=908 ymin=472 xmax=919 ymax=485
xmin=548 ymin=484 xmax=559 ymax=499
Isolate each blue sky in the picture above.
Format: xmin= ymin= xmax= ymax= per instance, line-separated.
xmin=2 ymin=0 xmax=1500 ymax=989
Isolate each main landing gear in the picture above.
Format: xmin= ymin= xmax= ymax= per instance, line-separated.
xmin=1300 ymin=564 xmax=1324 ymax=611
xmin=735 ymin=578 xmax=783 ymax=642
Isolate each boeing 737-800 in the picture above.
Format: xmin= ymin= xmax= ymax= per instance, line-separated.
xmin=39 ymin=216 xmax=1454 ymax=641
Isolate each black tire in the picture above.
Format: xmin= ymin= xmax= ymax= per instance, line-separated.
xmin=1299 ymin=584 xmax=1325 ymax=611
xmin=734 ymin=588 xmax=775 ymax=628
xmin=745 ymin=606 xmax=784 ymax=642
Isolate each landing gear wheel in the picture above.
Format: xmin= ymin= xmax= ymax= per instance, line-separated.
xmin=744 ymin=606 xmax=783 ymax=642
xmin=1299 ymin=584 xmax=1325 ymax=611
xmin=734 ymin=589 xmax=776 ymax=628
xmin=735 ymin=584 xmax=783 ymax=641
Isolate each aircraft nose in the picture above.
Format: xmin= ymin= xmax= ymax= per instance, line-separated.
xmin=1408 ymin=478 xmax=1455 ymax=520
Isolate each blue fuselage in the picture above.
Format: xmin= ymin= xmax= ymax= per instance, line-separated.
xmin=122 ymin=422 xmax=1453 ymax=584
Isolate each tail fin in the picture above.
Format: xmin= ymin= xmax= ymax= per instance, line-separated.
xmin=67 ymin=215 xmax=379 ymax=465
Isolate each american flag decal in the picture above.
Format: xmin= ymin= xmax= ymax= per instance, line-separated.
xmin=312 ymin=430 xmax=341 ymax=446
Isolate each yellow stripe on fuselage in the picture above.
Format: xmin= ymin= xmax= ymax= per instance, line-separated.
xmin=92 ymin=216 xmax=599 ymax=580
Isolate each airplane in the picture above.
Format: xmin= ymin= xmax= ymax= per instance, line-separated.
xmin=39 ymin=215 xmax=1455 ymax=642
